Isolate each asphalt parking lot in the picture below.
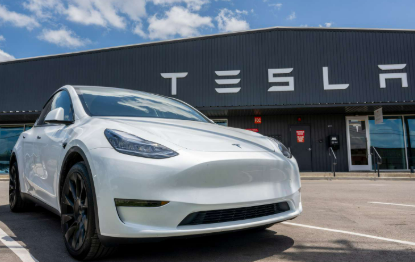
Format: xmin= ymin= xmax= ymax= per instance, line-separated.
xmin=1 ymin=180 xmax=415 ymax=262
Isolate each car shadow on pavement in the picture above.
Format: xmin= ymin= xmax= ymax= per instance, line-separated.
xmin=1 ymin=204 xmax=415 ymax=262
xmin=114 ymin=229 xmax=294 ymax=262
xmin=0 ymin=204 xmax=294 ymax=262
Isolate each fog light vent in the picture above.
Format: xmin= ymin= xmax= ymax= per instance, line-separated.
xmin=114 ymin=199 xmax=169 ymax=207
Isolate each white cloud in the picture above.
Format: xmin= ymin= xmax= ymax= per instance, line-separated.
xmin=152 ymin=0 xmax=210 ymax=11
xmin=0 ymin=35 xmax=5 ymax=41
xmin=319 ymin=22 xmax=333 ymax=28
xmin=216 ymin=8 xmax=250 ymax=33
xmin=23 ymin=0 xmax=64 ymax=19
xmin=0 ymin=49 xmax=15 ymax=62
xmin=38 ymin=28 xmax=90 ymax=48
xmin=23 ymin=0 xmax=147 ymax=30
xmin=65 ymin=0 xmax=125 ymax=29
xmin=116 ymin=0 xmax=147 ymax=21
xmin=269 ymin=3 xmax=282 ymax=10
xmin=148 ymin=6 xmax=213 ymax=40
xmin=287 ymin=11 xmax=296 ymax=20
xmin=0 ymin=4 xmax=40 ymax=30
xmin=133 ymin=22 xmax=147 ymax=38
xmin=235 ymin=9 xmax=248 ymax=15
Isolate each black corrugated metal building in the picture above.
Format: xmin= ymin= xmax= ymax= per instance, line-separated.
xmin=1 ymin=27 xmax=415 ymax=173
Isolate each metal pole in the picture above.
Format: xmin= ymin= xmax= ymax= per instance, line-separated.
xmin=329 ymin=147 xmax=336 ymax=177
xmin=378 ymin=159 xmax=380 ymax=177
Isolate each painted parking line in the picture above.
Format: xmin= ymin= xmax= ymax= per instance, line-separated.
xmin=0 ymin=227 xmax=38 ymax=262
xmin=368 ymin=202 xmax=415 ymax=208
xmin=281 ymin=222 xmax=415 ymax=247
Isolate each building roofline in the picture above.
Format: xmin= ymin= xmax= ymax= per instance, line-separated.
xmin=2 ymin=26 xmax=415 ymax=65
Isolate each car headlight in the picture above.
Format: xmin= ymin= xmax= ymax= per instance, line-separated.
xmin=268 ymin=137 xmax=292 ymax=159
xmin=104 ymin=129 xmax=178 ymax=159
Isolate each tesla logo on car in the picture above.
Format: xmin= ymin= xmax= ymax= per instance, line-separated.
xmin=232 ymin=144 xmax=242 ymax=148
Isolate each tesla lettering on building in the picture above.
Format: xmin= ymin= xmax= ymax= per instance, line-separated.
xmin=161 ymin=64 xmax=408 ymax=95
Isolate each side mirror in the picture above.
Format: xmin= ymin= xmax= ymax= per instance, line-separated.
xmin=45 ymin=108 xmax=73 ymax=125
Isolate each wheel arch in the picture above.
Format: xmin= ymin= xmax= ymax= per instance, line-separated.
xmin=59 ymin=146 xmax=101 ymax=235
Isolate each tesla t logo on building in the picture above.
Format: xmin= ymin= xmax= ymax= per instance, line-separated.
xmin=296 ymin=130 xmax=305 ymax=143
xmin=161 ymin=63 xmax=408 ymax=95
xmin=255 ymin=117 xmax=262 ymax=124
xmin=160 ymin=72 xmax=188 ymax=95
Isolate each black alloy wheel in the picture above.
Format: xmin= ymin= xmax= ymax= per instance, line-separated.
xmin=61 ymin=162 xmax=115 ymax=260
xmin=9 ymin=161 xmax=32 ymax=212
xmin=9 ymin=164 xmax=17 ymax=207
xmin=61 ymin=172 xmax=89 ymax=251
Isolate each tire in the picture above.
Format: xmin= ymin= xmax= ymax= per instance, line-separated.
xmin=9 ymin=162 xmax=33 ymax=212
xmin=61 ymin=162 xmax=116 ymax=261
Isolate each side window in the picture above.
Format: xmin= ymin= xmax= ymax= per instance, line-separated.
xmin=51 ymin=91 xmax=74 ymax=122
xmin=37 ymin=90 xmax=74 ymax=126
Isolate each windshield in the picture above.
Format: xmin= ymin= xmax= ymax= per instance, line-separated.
xmin=75 ymin=86 xmax=209 ymax=123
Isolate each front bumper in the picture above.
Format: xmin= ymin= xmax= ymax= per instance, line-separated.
xmin=88 ymin=148 xmax=302 ymax=239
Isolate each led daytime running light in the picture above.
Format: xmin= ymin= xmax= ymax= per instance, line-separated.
xmin=104 ymin=129 xmax=178 ymax=159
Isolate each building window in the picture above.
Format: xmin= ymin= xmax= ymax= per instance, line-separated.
xmin=369 ymin=116 xmax=407 ymax=170
xmin=0 ymin=126 xmax=24 ymax=173
xmin=213 ymin=119 xmax=228 ymax=126
xmin=0 ymin=124 xmax=33 ymax=174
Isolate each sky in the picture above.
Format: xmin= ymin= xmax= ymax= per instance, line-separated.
xmin=1 ymin=0 xmax=415 ymax=62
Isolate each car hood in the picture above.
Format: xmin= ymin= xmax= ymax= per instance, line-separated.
xmin=102 ymin=118 xmax=275 ymax=152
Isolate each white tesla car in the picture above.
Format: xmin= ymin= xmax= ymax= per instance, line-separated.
xmin=9 ymin=85 xmax=302 ymax=260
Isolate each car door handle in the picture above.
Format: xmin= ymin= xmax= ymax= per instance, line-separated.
xmin=37 ymin=136 xmax=41 ymax=139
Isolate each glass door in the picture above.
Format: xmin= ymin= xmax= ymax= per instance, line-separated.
xmin=346 ymin=116 xmax=372 ymax=171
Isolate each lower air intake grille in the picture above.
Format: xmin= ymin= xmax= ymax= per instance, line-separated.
xmin=179 ymin=201 xmax=290 ymax=226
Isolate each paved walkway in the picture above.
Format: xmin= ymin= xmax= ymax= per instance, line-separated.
xmin=301 ymin=172 xmax=415 ymax=180
xmin=2 ymin=180 xmax=415 ymax=262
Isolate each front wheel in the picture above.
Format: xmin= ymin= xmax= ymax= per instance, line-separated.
xmin=61 ymin=162 xmax=115 ymax=260
xmin=9 ymin=162 xmax=33 ymax=212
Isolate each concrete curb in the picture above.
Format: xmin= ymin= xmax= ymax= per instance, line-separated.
xmin=302 ymin=177 xmax=415 ymax=181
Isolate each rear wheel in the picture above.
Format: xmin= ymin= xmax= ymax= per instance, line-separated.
xmin=9 ymin=162 xmax=33 ymax=212
xmin=61 ymin=162 xmax=116 ymax=260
